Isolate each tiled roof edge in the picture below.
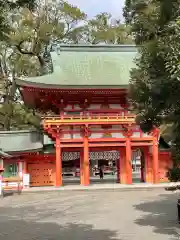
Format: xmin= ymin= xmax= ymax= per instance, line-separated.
xmin=52 ymin=44 xmax=137 ymax=53
xmin=16 ymin=79 xmax=129 ymax=89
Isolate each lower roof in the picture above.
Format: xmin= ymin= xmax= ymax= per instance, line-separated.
xmin=16 ymin=79 xmax=129 ymax=89
xmin=16 ymin=45 xmax=137 ymax=89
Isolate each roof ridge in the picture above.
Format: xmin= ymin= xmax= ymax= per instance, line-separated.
xmin=52 ymin=44 xmax=136 ymax=53
xmin=58 ymin=44 xmax=136 ymax=47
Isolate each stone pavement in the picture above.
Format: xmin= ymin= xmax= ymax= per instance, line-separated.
xmin=0 ymin=189 xmax=179 ymax=240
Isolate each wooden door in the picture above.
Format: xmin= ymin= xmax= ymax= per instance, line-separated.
xmin=28 ymin=160 xmax=56 ymax=187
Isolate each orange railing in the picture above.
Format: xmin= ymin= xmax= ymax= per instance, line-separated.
xmin=42 ymin=114 xmax=136 ymax=125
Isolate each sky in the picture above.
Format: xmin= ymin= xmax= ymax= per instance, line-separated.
xmin=67 ymin=0 xmax=125 ymax=19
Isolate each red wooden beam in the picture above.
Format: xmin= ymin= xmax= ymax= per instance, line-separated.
xmin=62 ymin=148 xmax=82 ymax=152
xmin=44 ymin=121 xmax=135 ymax=126
xmin=131 ymin=137 xmax=153 ymax=141
xmin=89 ymin=143 xmax=126 ymax=147
xmin=89 ymin=147 xmax=119 ymax=151
xmin=88 ymin=138 xmax=126 ymax=142
xmin=60 ymin=138 xmax=126 ymax=143
xmin=61 ymin=139 xmax=83 ymax=143
xmin=131 ymin=142 xmax=152 ymax=146
xmin=61 ymin=144 xmax=83 ymax=148
xmin=60 ymin=130 xmax=125 ymax=134
xmin=60 ymin=137 xmax=153 ymax=143
xmin=60 ymin=142 xmax=153 ymax=147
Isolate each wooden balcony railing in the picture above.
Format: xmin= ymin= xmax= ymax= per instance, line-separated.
xmin=42 ymin=114 xmax=136 ymax=126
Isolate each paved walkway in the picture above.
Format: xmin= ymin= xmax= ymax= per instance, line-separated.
xmin=0 ymin=189 xmax=179 ymax=240
xmin=23 ymin=182 xmax=180 ymax=192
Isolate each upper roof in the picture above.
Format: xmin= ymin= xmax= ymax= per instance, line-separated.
xmin=16 ymin=45 xmax=137 ymax=89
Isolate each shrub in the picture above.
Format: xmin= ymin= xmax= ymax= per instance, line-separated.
xmin=167 ymin=167 xmax=180 ymax=182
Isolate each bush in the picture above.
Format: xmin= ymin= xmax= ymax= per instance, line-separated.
xmin=167 ymin=167 xmax=180 ymax=182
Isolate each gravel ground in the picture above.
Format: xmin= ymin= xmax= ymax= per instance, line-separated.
xmin=0 ymin=189 xmax=179 ymax=240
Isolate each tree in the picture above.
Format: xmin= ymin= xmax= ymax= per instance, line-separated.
xmin=123 ymin=0 xmax=180 ymax=168
xmin=0 ymin=0 xmax=37 ymax=40
xmin=83 ymin=12 xmax=133 ymax=44
xmin=8 ymin=1 xmax=87 ymax=74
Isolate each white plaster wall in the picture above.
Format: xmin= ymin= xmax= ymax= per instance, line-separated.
xmin=132 ymin=132 xmax=140 ymax=137
xmin=74 ymin=104 xmax=81 ymax=110
xmin=72 ymin=133 xmax=81 ymax=139
xmin=62 ymin=134 xmax=71 ymax=139
xmin=133 ymin=126 xmax=140 ymax=131
xmin=87 ymin=104 xmax=101 ymax=109
xmin=112 ymin=125 xmax=124 ymax=130
xmin=64 ymin=105 xmax=73 ymax=110
xmin=131 ymin=125 xmax=151 ymax=138
xmin=89 ymin=133 xmax=103 ymax=138
xmin=64 ymin=104 xmax=82 ymax=111
xmin=109 ymin=104 xmax=122 ymax=109
xmin=72 ymin=126 xmax=81 ymax=139
xmin=111 ymin=132 xmax=124 ymax=138
xmin=61 ymin=126 xmax=72 ymax=139
xmin=89 ymin=126 xmax=125 ymax=139
xmin=111 ymin=125 xmax=125 ymax=138
xmin=142 ymin=132 xmax=150 ymax=137
xmin=60 ymin=123 xmax=152 ymax=140
xmin=64 ymin=104 xmax=125 ymax=111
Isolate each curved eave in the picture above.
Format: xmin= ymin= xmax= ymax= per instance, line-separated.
xmin=7 ymin=148 xmax=43 ymax=154
xmin=16 ymin=78 xmax=129 ymax=90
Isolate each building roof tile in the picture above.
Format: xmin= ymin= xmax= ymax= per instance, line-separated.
xmin=16 ymin=45 xmax=137 ymax=89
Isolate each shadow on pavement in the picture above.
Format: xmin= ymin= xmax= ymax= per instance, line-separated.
xmin=133 ymin=192 xmax=180 ymax=238
xmin=0 ymin=206 xmax=120 ymax=240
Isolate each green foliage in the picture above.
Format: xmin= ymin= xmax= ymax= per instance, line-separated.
xmin=167 ymin=167 xmax=180 ymax=182
xmin=84 ymin=12 xmax=133 ymax=44
xmin=0 ymin=0 xmax=36 ymax=10
xmin=0 ymin=102 xmax=41 ymax=130
xmin=0 ymin=0 xmax=36 ymax=41
xmin=124 ymin=0 xmax=180 ymax=167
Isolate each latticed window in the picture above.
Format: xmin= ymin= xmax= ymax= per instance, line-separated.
xmin=3 ymin=163 xmax=18 ymax=177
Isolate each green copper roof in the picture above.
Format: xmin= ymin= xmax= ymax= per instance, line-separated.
xmin=16 ymin=45 xmax=137 ymax=88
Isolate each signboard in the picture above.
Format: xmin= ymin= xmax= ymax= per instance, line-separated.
xmin=23 ymin=174 xmax=30 ymax=188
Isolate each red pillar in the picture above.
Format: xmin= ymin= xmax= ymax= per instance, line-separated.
xmin=80 ymin=150 xmax=84 ymax=185
xmin=116 ymin=154 xmax=120 ymax=183
xmin=140 ymin=152 xmax=145 ymax=182
xmin=144 ymin=147 xmax=152 ymax=183
xmin=125 ymin=137 xmax=132 ymax=184
xmin=18 ymin=161 xmax=23 ymax=178
xmin=152 ymin=138 xmax=159 ymax=183
xmin=83 ymin=136 xmax=90 ymax=186
xmin=55 ymin=136 xmax=62 ymax=187
xmin=23 ymin=161 xmax=27 ymax=174
xmin=120 ymin=148 xmax=126 ymax=184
